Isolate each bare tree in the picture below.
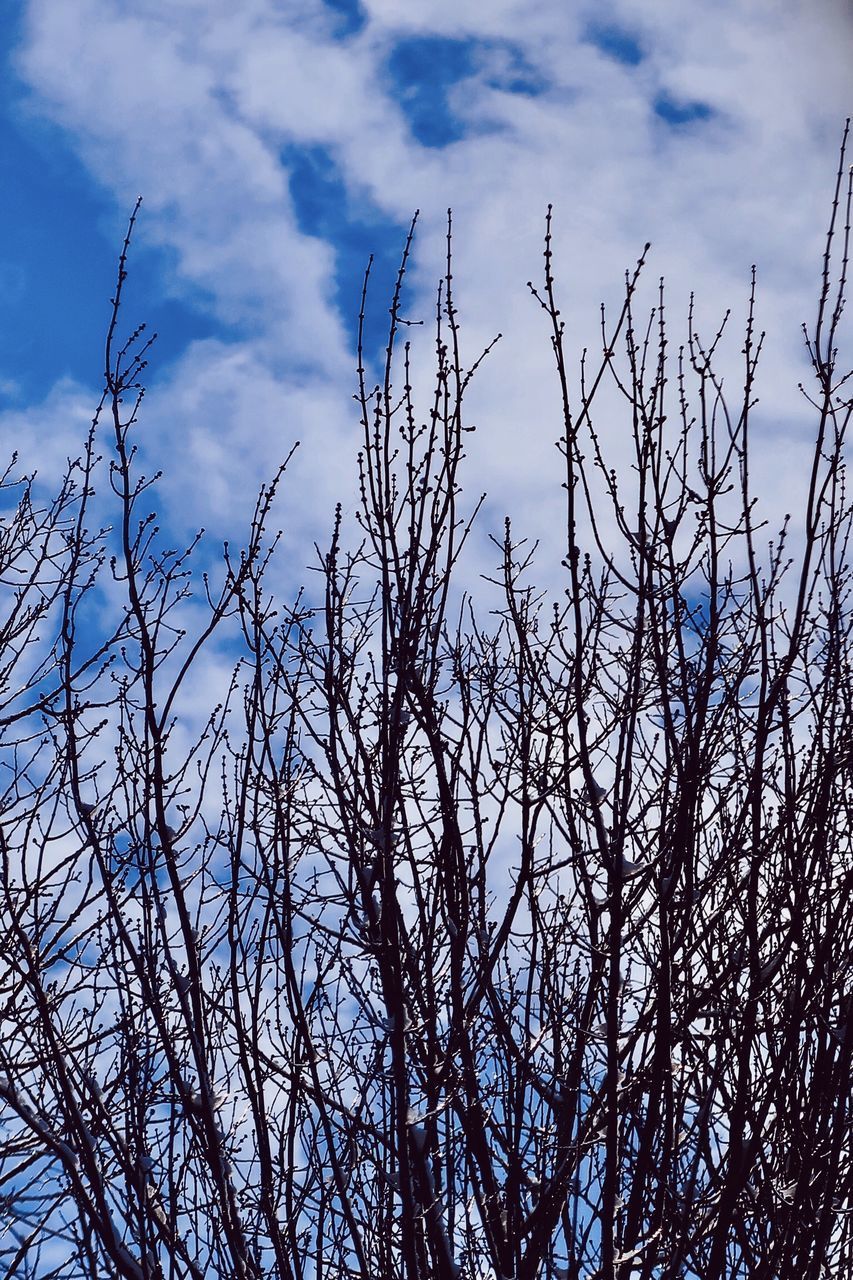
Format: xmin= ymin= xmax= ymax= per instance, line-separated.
xmin=1 ymin=129 xmax=852 ymax=1280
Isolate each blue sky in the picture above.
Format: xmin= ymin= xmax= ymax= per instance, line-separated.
xmin=0 ymin=9 xmax=220 ymax=402
xmin=0 ymin=0 xmax=850 ymax=573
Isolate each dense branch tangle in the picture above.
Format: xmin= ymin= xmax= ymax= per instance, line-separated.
xmin=0 ymin=133 xmax=852 ymax=1280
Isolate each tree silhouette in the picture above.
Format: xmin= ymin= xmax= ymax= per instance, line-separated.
xmin=0 ymin=128 xmax=851 ymax=1280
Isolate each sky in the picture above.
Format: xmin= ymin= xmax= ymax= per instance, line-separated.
xmin=0 ymin=0 xmax=851 ymax=596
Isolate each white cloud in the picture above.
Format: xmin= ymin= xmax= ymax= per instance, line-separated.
xmin=141 ymin=337 xmax=358 ymax=554
xmin=9 ymin=0 xmax=851 ymax=588
xmin=0 ymin=376 xmax=96 ymax=488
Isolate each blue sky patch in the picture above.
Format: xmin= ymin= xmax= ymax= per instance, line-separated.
xmin=386 ymin=35 xmax=477 ymax=149
xmin=478 ymin=43 xmax=548 ymax=97
xmin=321 ymin=0 xmax=367 ymax=39
xmin=386 ymin=35 xmax=547 ymax=149
xmin=284 ymin=142 xmax=411 ymax=362
xmin=654 ymin=94 xmax=715 ymax=126
xmin=585 ymin=23 xmax=645 ymax=67
xmin=0 ymin=25 xmax=222 ymax=404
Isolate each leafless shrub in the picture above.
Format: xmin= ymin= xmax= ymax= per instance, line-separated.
xmin=0 ymin=130 xmax=852 ymax=1280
